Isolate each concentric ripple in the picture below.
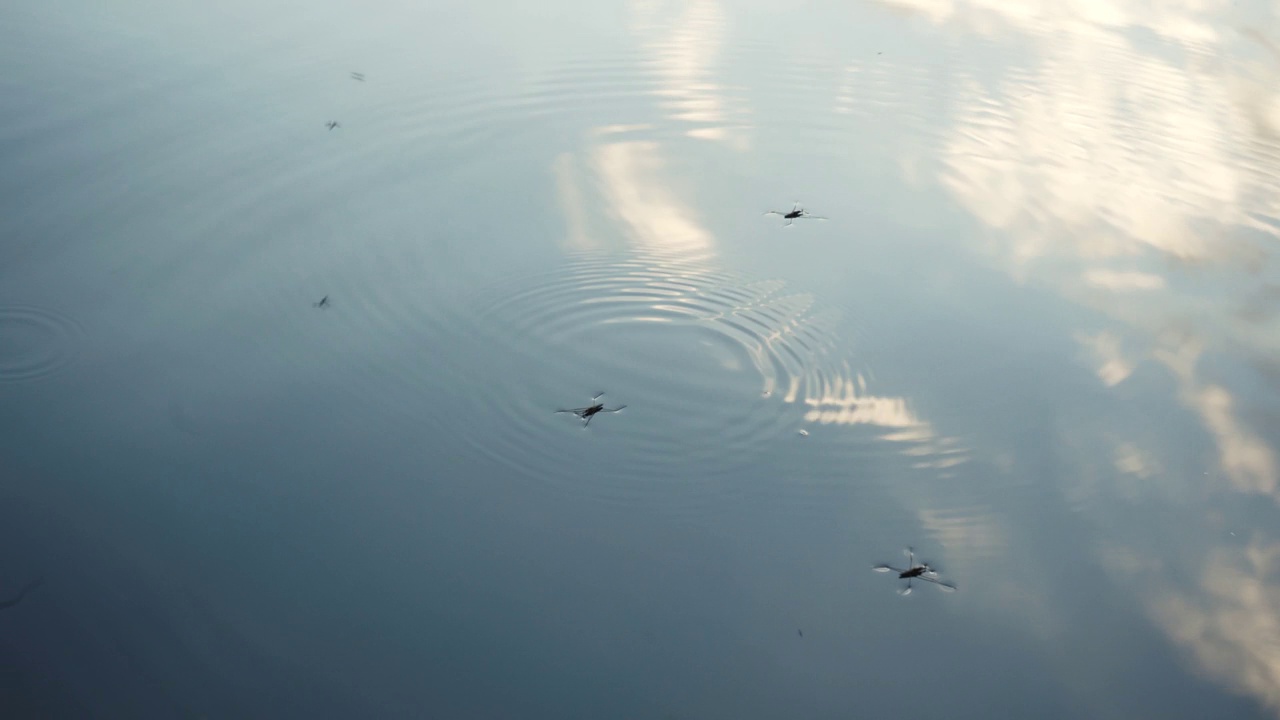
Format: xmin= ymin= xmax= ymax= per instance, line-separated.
xmin=453 ymin=250 xmax=860 ymax=506
xmin=0 ymin=306 xmax=83 ymax=384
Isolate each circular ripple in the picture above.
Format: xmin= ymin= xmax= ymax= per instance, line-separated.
xmin=0 ymin=306 xmax=83 ymax=384
xmin=454 ymin=251 xmax=861 ymax=506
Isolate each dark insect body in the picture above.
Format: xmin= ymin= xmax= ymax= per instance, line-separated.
xmin=556 ymin=392 xmax=627 ymax=427
xmin=873 ymin=547 xmax=957 ymax=595
xmin=764 ymin=202 xmax=827 ymax=227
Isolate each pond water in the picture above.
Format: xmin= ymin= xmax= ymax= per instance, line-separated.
xmin=2 ymin=0 xmax=1280 ymax=717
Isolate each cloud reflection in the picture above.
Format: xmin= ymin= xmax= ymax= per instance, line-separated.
xmin=1155 ymin=337 xmax=1279 ymax=499
xmin=592 ymin=139 xmax=715 ymax=262
xmin=798 ymin=371 xmax=969 ymax=473
xmin=1075 ymin=330 xmax=1136 ymax=386
xmin=879 ymin=0 xmax=1280 ymax=711
xmin=629 ymin=0 xmax=747 ymax=146
xmin=1156 ymin=538 xmax=1280 ymax=715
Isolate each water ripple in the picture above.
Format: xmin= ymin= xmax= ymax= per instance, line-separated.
xmin=0 ymin=305 xmax=82 ymax=384
xmin=456 ymin=251 xmax=855 ymax=506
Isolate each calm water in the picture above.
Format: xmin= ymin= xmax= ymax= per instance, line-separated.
xmin=2 ymin=0 xmax=1279 ymax=717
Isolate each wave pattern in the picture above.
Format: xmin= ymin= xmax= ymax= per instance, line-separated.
xmin=453 ymin=251 xmax=859 ymax=505
xmin=0 ymin=306 xmax=82 ymax=384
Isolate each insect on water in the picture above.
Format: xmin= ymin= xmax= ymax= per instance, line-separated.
xmin=873 ymin=547 xmax=957 ymax=595
xmin=764 ymin=202 xmax=827 ymax=227
xmin=555 ymin=392 xmax=627 ymax=427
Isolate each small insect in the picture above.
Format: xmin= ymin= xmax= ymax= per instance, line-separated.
xmin=325 ymin=121 xmax=341 ymax=130
xmin=313 ymin=296 xmax=330 ymax=309
xmin=873 ymin=547 xmax=957 ymax=595
xmin=764 ymin=202 xmax=827 ymax=227
xmin=0 ymin=576 xmax=43 ymax=610
xmin=797 ymin=629 xmax=803 ymax=637
xmin=350 ymin=72 xmax=365 ymax=81
xmin=555 ymin=392 xmax=626 ymax=427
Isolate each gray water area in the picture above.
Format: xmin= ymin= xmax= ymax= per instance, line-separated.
xmin=2 ymin=0 xmax=1280 ymax=717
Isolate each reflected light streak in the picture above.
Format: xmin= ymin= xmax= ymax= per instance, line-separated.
xmin=801 ymin=374 xmax=970 ymax=473
xmin=630 ymin=0 xmax=746 ymax=146
xmin=919 ymin=505 xmax=1008 ymax=557
xmin=1083 ymin=269 xmax=1167 ymax=291
xmin=553 ymin=153 xmax=595 ymax=252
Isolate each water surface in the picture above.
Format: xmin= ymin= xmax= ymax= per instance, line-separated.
xmin=2 ymin=0 xmax=1280 ymax=717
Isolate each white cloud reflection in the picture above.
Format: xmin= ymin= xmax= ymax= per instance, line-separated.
xmin=880 ymin=0 xmax=1225 ymax=45
xmin=878 ymin=0 xmax=1280 ymax=711
xmin=1156 ymin=538 xmax=1280 ymax=715
xmin=629 ymin=0 xmax=748 ymax=147
xmin=1155 ymin=336 xmax=1279 ymax=499
xmin=1075 ymin=330 xmax=1136 ymax=386
xmin=593 ymin=138 xmax=715 ymax=261
xmin=799 ymin=374 xmax=969 ymax=472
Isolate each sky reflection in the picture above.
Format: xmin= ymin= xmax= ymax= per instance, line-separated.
xmin=6 ymin=0 xmax=1280 ymax=716
xmin=877 ymin=0 xmax=1280 ymax=711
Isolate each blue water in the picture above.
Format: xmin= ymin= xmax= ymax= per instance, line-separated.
xmin=2 ymin=0 xmax=1280 ymax=717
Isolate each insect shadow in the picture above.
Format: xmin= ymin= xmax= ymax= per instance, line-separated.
xmin=325 ymin=121 xmax=341 ymax=131
xmin=350 ymin=72 xmax=365 ymax=81
xmin=873 ymin=547 xmax=957 ymax=595
xmin=555 ymin=392 xmax=626 ymax=427
xmin=764 ymin=202 xmax=827 ymax=227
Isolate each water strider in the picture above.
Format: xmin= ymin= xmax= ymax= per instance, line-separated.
xmin=555 ymin=392 xmax=627 ymax=427
xmin=874 ymin=547 xmax=957 ymax=595
xmin=764 ymin=202 xmax=827 ymax=227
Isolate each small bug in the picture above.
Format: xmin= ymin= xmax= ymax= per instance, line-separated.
xmin=873 ymin=547 xmax=957 ymax=595
xmin=555 ymin=392 xmax=627 ymax=427
xmin=764 ymin=202 xmax=827 ymax=227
